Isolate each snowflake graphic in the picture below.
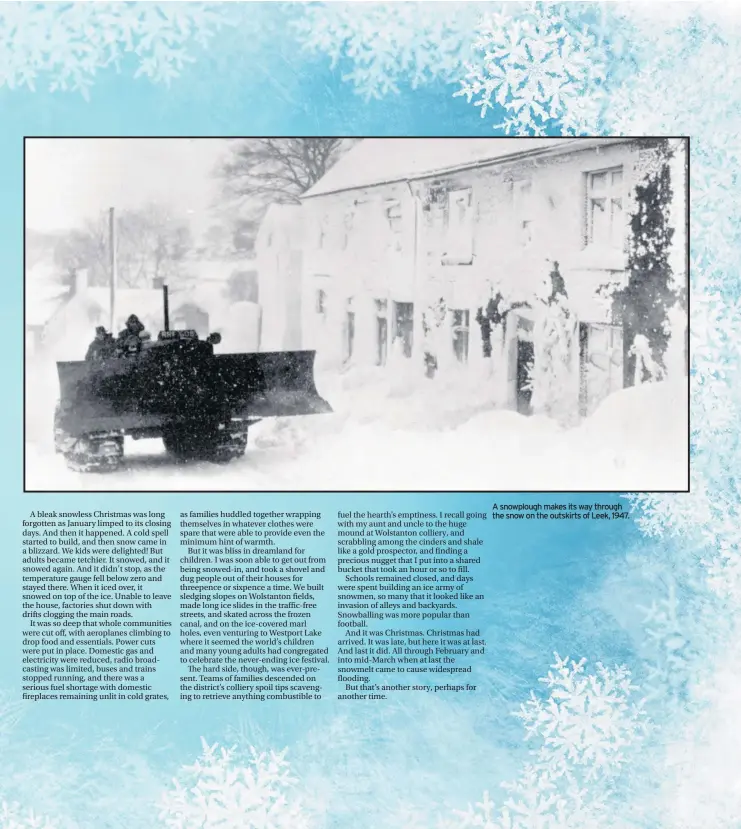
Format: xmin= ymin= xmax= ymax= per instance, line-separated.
xmin=454 ymin=6 xmax=606 ymax=135
xmin=451 ymin=656 xmax=646 ymax=829
xmin=610 ymin=11 xmax=741 ymax=633
xmin=639 ymin=583 xmax=696 ymax=704
xmin=292 ymin=2 xmax=483 ymax=100
xmin=515 ymin=654 xmax=646 ymax=781
xmin=0 ymin=802 xmax=56 ymax=829
xmin=0 ymin=2 xmax=229 ymax=98
xmin=159 ymin=739 xmax=312 ymax=829
xmin=625 ymin=488 xmax=712 ymax=541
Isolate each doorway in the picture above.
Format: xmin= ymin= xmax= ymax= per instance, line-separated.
xmin=376 ymin=316 xmax=388 ymax=365
xmin=375 ymin=299 xmax=388 ymax=366
xmin=516 ymin=339 xmax=534 ymax=415
xmin=345 ymin=310 xmax=355 ymax=362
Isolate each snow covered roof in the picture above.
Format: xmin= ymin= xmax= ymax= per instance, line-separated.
xmin=303 ymin=138 xmax=629 ymax=198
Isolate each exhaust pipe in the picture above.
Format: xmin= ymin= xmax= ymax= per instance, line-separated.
xmin=163 ymin=284 xmax=170 ymax=332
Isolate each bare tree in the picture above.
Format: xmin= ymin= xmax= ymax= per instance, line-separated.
xmin=53 ymin=204 xmax=194 ymax=289
xmin=219 ymin=138 xmax=355 ymax=205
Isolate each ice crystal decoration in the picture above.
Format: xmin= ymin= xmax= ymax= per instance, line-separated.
xmin=516 ymin=654 xmax=646 ymax=781
xmin=454 ymin=6 xmax=606 ymax=135
xmin=609 ymin=12 xmax=741 ymax=605
xmin=600 ymin=10 xmax=741 ymax=825
xmin=292 ymin=2 xmax=484 ymax=99
xmin=0 ymin=802 xmax=56 ymax=829
xmin=159 ymin=739 xmax=311 ymax=829
xmin=0 ymin=2 xmax=229 ymax=97
xmin=452 ymin=655 xmax=647 ymax=829
xmin=639 ymin=583 xmax=695 ymax=704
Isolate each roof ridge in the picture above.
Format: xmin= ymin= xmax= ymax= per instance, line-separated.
xmin=302 ymin=137 xmax=631 ymax=200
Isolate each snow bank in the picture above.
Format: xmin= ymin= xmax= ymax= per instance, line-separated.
xmin=247 ymin=374 xmax=687 ymax=491
xmin=25 ymin=357 xmax=689 ymax=492
xmin=563 ymin=376 xmax=689 ymax=491
xmin=25 ymin=356 xmax=60 ymax=451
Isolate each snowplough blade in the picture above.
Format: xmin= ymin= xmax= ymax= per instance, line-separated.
xmin=55 ymin=349 xmax=331 ymax=437
xmin=212 ymin=351 xmax=333 ymax=419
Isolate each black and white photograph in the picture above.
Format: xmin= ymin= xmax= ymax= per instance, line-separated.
xmin=24 ymin=136 xmax=689 ymax=492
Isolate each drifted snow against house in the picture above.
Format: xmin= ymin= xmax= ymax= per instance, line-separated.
xmin=297 ymin=137 xmax=687 ymax=418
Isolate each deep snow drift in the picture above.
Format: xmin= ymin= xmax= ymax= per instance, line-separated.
xmin=24 ymin=356 xmax=688 ymax=491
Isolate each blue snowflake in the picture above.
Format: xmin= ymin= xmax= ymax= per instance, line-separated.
xmin=292 ymin=2 xmax=484 ymax=100
xmin=0 ymin=2 xmax=229 ymax=98
xmin=454 ymin=5 xmax=607 ymax=135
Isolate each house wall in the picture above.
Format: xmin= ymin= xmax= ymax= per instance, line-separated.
xmin=300 ymin=140 xmax=667 ymax=416
xmin=301 ymin=181 xmax=418 ymax=368
xmin=258 ymin=249 xmax=303 ymax=352
xmin=415 ymin=141 xmax=636 ymax=315
xmin=256 ymin=209 xmax=304 ymax=353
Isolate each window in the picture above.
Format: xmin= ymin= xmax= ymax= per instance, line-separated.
xmin=385 ymin=201 xmax=403 ymax=233
xmin=345 ymin=300 xmax=355 ymax=362
xmin=315 ymin=289 xmax=327 ymax=317
xmin=443 ymin=188 xmax=473 ymax=265
xmin=452 ymin=309 xmax=470 ymax=363
xmin=587 ymin=167 xmax=624 ymax=248
xmin=513 ymin=179 xmax=533 ymax=247
xmin=393 ymin=301 xmax=414 ymax=358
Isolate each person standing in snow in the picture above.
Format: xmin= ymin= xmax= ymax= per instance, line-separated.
xmin=85 ymin=326 xmax=115 ymax=361
xmin=116 ymin=314 xmax=150 ymax=356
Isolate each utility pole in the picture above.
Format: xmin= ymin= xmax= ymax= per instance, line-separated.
xmin=109 ymin=207 xmax=117 ymax=331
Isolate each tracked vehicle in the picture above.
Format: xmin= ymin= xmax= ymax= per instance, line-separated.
xmin=53 ymin=286 xmax=331 ymax=472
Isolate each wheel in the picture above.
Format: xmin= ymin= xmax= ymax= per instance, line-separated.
xmin=54 ymin=400 xmax=124 ymax=472
xmin=163 ymin=422 xmax=248 ymax=464
xmin=63 ymin=434 xmax=124 ymax=473
xmin=162 ymin=424 xmax=217 ymax=461
xmin=213 ymin=429 xmax=249 ymax=464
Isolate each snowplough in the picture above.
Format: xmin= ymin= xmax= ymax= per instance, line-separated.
xmin=53 ymin=286 xmax=331 ymax=472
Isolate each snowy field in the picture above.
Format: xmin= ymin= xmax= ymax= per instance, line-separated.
xmin=25 ymin=357 xmax=689 ymax=492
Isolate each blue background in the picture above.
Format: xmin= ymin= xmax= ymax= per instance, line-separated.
xmin=2 ymin=3 xmax=730 ymax=828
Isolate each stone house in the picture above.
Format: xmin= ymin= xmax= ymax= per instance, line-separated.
xmin=254 ymin=204 xmax=303 ymax=352
xmin=297 ymin=137 xmax=686 ymax=417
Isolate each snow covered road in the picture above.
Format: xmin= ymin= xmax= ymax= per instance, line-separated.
xmin=25 ymin=366 xmax=689 ymax=492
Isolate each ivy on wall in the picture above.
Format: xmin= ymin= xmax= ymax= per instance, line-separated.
xmin=614 ymin=139 xmax=677 ymax=385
